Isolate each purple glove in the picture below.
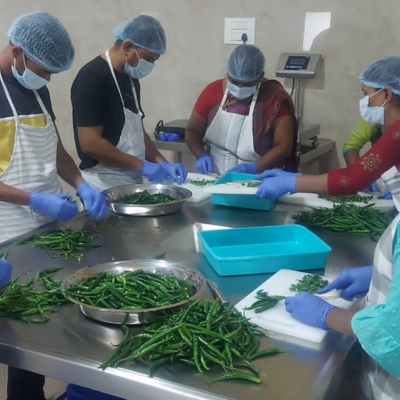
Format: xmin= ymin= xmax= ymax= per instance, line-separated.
xmin=159 ymin=133 xmax=179 ymax=142
xmin=30 ymin=191 xmax=79 ymax=221
xmin=362 ymin=181 xmax=378 ymax=193
xmin=0 ymin=258 xmax=12 ymax=287
xmin=196 ymin=153 xmax=213 ymax=174
xmin=255 ymin=169 xmax=300 ymax=200
xmin=381 ymin=189 xmax=393 ymax=200
xmin=285 ymin=292 xmax=335 ymax=330
xmin=76 ymin=182 xmax=107 ymax=220
xmin=140 ymin=161 xmax=169 ymax=183
xmin=227 ymin=162 xmax=257 ymax=174
xmin=317 ymin=266 xmax=373 ymax=301
xmin=160 ymin=161 xmax=188 ymax=183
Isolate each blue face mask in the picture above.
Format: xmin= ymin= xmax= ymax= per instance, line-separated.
xmin=124 ymin=48 xmax=154 ymax=79
xmin=359 ymin=88 xmax=386 ymax=126
xmin=11 ymin=54 xmax=49 ymax=90
xmin=226 ymin=80 xmax=257 ymax=100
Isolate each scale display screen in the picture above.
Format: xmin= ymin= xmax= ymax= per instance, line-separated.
xmin=284 ymin=56 xmax=311 ymax=71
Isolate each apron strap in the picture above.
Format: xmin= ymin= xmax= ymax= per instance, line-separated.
xmin=32 ymin=89 xmax=53 ymax=124
xmin=130 ymin=79 xmax=142 ymax=116
xmin=105 ymin=49 xmax=125 ymax=106
xmin=0 ymin=71 xmax=20 ymax=123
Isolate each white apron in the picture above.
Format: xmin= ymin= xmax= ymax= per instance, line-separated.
xmin=204 ymin=85 xmax=260 ymax=175
xmin=376 ymin=166 xmax=400 ymax=212
xmin=0 ymin=72 xmax=62 ymax=243
xmin=81 ymin=49 xmax=146 ymax=192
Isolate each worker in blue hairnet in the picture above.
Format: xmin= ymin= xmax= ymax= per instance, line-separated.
xmin=185 ymin=44 xmax=298 ymax=175
xmin=71 ymin=15 xmax=187 ymax=191
xmin=0 ymin=11 xmax=106 ymax=400
xmin=0 ymin=11 xmax=106 ymax=245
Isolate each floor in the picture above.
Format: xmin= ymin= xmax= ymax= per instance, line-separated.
xmin=0 ymin=364 xmax=67 ymax=400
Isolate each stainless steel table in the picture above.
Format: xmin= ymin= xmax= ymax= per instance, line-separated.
xmin=0 ymin=201 xmax=376 ymax=400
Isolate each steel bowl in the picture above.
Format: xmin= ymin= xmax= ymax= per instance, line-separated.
xmin=61 ymin=260 xmax=207 ymax=325
xmin=103 ymin=184 xmax=192 ymax=216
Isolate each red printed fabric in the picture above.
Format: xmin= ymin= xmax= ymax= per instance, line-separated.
xmin=193 ymin=79 xmax=297 ymax=171
xmin=328 ymin=119 xmax=400 ymax=195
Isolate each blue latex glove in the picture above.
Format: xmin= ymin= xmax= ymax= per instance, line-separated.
xmin=285 ymin=292 xmax=335 ymax=330
xmin=160 ymin=161 xmax=188 ymax=183
xmin=381 ymin=189 xmax=393 ymax=200
xmin=362 ymin=181 xmax=378 ymax=193
xmin=0 ymin=258 xmax=12 ymax=287
xmin=140 ymin=161 xmax=169 ymax=183
xmin=76 ymin=182 xmax=107 ymax=220
xmin=196 ymin=153 xmax=213 ymax=174
xmin=255 ymin=169 xmax=301 ymax=200
xmin=159 ymin=133 xmax=180 ymax=142
xmin=317 ymin=265 xmax=373 ymax=301
xmin=227 ymin=162 xmax=257 ymax=174
xmin=29 ymin=191 xmax=79 ymax=221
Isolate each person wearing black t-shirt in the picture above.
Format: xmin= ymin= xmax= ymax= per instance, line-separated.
xmin=71 ymin=15 xmax=187 ymax=191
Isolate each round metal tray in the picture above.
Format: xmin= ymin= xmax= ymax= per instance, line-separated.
xmin=103 ymin=184 xmax=192 ymax=216
xmin=61 ymin=260 xmax=207 ymax=325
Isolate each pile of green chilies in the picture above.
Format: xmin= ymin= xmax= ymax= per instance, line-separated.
xmin=318 ymin=194 xmax=373 ymax=204
xmin=0 ymin=267 xmax=69 ymax=323
xmin=292 ymin=203 xmax=389 ymax=242
xmin=101 ymin=299 xmax=286 ymax=383
xmin=190 ymin=179 xmax=216 ymax=187
xmin=289 ymin=274 xmax=328 ymax=294
xmin=18 ymin=229 xmax=102 ymax=260
xmin=63 ymin=269 xmax=196 ymax=309
xmin=116 ymin=190 xmax=175 ymax=205
xmin=245 ymin=290 xmax=285 ymax=313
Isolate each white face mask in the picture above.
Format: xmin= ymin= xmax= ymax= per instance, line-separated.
xmin=226 ymin=80 xmax=257 ymax=100
xmin=124 ymin=48 xmax=154 ymax=79
xmin=359 ymin=88 xmax=386 ymax=126
xmin=11 ymin=54 xmax=49 ymax=90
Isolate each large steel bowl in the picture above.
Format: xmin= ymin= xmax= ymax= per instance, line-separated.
xmin=61 ymin=260 xmax=207 ymax=325
xmin=103 ymin=184 xmax=192 ymax=216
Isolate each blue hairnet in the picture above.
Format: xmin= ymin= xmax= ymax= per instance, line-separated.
xmin=360 ymin=56 xmax=400 ymax=96
xmin=227 ymin=45 xmax=265 ymax=83
xmin=7 ymin=11 xmax=74 ymax=73
xmin=113 ymin=15 xmax=166 ymax=55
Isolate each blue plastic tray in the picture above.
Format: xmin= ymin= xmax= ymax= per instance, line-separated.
xmin=211 ymin=172 xmax=275 ymax=211
xmin=198 ymin=225 xmax=331 ymax=276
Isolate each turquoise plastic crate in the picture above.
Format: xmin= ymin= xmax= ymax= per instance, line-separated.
xmin=198 ymin=225 xmax=331 ymax=276
xmin=211 ymin=172 xmax=275 ymax=211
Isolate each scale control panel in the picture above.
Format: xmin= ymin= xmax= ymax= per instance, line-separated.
xmin=275 ymin=53 xmax=322 ymax=78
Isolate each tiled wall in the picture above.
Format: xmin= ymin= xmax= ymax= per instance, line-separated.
xmin=1 ymin=0 xmax=399 ymax=167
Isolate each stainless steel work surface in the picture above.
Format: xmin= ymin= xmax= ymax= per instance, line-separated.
xmin=0 ymin=201 xmax=376 ymax=400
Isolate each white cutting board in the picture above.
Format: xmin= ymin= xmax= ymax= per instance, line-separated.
xmin=181 ymin=173 xmax=217 ymax=203
xmin=279 ymin=192 xmax=394 ymax=212
xmin=236 ymin=269 xmax=353 ymax=343
xmin=204 ymin=182 xmax=258 ymax=195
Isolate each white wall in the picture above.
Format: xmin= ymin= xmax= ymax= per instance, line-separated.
xmin=1 ymin=0 xmax=400 ymax=167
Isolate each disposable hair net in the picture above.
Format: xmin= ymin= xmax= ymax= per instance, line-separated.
xmin=360 ymin=56 xmax=400 ymax=96
xmin=227 ymin=45 xmax=265 ymax=83
xmin=113 ymin=15 xmax=166 ymax=55
xmin=7 ymin=11 xmax=74 ymax=73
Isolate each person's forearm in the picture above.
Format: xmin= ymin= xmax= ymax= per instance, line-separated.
xmin=185 ymin=130 xmax=207 ymax=157
xmin=144 ymin=133 xmax=166 ymax=163
xmin=0 ymin=182 xmax=30 ymax=205
xmin=295 ymin=173 xmax=329 ymax=194
xmin=254 ymin=145 xmax=292 ymax=173
xmin=326 ymin=308 xmax=357 ymax=336
xmin=344 ymin=149 xmax=360 ymax=166
xmin=56 ymin=143 xmax=84 ymax=189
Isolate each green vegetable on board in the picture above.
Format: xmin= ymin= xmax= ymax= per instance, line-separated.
xmin=190 ymin=179 xmax=217 ymax=187
xmin=289 ymin=274 xmax=328 ymax=294
xmin=292 ymin=203 xmax=390 ymax=242
xmin=244 ymin=290 xmax=285 ymax=313
xmin=100 ymin=299 xmax=287 ymax=384
xmin=318 ymin=194 xmax=373 ymax=204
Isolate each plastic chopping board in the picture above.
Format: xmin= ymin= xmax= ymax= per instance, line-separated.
xmin=235 ymin=269 xmax=354 ymax=343
xmin=180 ymin=173 xmax=218 ymax=203
xmin=278 ymin=192 xmax=394 ymax=212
